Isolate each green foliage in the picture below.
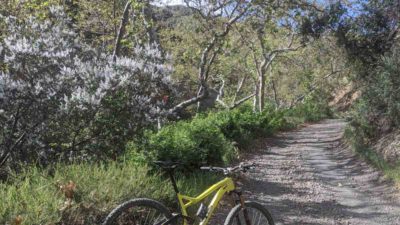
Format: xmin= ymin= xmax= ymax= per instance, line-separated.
xmin=365 ymin=46 xmax=400 ymax=127
xmin=335 ymin=0 xmax=398 ymax=68
xmin=339 ymin=0 xmax=400 ymax=181
xmin=286 ymin=98 xmax=333 ymax=123
xmin=129 ymin=104 xmax=328 ymax=169
xmin=207 ymin=106 xmax=288 ymax=146
xmin=345 ymin=44 xmax=400 ymax=139
xmin=301 ymin=2 xmax=346 ymax=41
xmin=334 ymin=0 xmax=399 ymax=132
xmin=0 ymin=162 xmax=220 ymax=225
xmin=135 ymin=117 xmax=236 ymax=169
xmin=347 ymin=99 xmax=377 ymax=138
xmin=346 ymin=87 xmax=400 ymax=186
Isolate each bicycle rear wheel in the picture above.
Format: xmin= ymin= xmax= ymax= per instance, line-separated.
xmin=102 ymin=198 xmax=174 ymax=225
xmin=224 ymin=201 xmax=275 ymax=225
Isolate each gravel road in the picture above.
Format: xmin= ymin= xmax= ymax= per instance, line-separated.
xmin=240 ymin=119 xmax=400 ymax=225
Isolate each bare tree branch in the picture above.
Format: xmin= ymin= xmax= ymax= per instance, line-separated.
xmin=230 ymin=93 xmax=256 ymax=109
xmin=216 ymin=99 xmax=229 ymax=108
xmin=268 ymin=44 xmax=303 ymax=56
xmin=0 ymin=132 xmax=26 ymax=168
xmin=205 ymin=46 xmax=222 ymax=80
xmin=214 ymin=75 xmax=255 ymax=110
xmin=215 ymin=79 xmax=229 ymax=108
xmin=232 ymin=74 xmax=248 ymax=105
xmin=167 ymin=90 xmax=208 ymax=114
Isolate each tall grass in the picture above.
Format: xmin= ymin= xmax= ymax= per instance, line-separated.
xmin=0 ymin=163 xmax=220 ymax=225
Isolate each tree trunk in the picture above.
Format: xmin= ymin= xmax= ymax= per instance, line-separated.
xmin=258 ymin=70 xmax=266 ymax=112
xmin=113 ymin=0 xmax=117 ymax=38
xmin=253 ymin=82 xmax=260 ymax=112
xmin=270 ymin=65 xmax=279 ymax=109
xmin=271 ymin=79 xmax=279 ymax=109
xmin=112 ymin=0 xmax=131 ymax=62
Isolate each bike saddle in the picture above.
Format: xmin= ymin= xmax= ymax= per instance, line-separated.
xmin=153 ymin=161 xmax=181 ymax=170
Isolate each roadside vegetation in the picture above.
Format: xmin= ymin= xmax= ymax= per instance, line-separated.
xmin=1 ymin=103 xmax=331 ymax=224
xmin=337 ymin=0 xmax=400 ymax=187
xmin=345 ymin=124 xmax=400 ymax=188
xmin=0 ymin=163 xmax=222 ymax=224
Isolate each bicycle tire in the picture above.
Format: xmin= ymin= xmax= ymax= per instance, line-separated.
xmin=224 ymin=201 xmax=275 ymax=225
xmin=102 ymin=198 xmax=175 ymax=225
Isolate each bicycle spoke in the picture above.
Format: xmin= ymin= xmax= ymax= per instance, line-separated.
xmin=230 ymin=206 xmax=271 ymax=225
xmin=256 ymin=209 xmax=262 ymax=225
xmin=112 ymin=205 xmax=167 ymax=225
xmin=143 ymin=208 xmax=152 ymax=224
xmin=251 ymin=208 xmax=256 ymax=223
xmin=153 ymin=213 xmax=163 ymax=224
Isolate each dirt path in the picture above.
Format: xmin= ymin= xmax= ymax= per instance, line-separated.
xmin=241 ymin=119 xmax=400 ymax=225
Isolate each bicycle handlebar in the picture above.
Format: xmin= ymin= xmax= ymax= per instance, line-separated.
xmin=200 ymin=163 xmax=256 ymax=175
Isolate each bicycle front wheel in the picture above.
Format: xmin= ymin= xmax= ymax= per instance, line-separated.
xmin=102 ymin=198 xmax=174 ymax=225
xmin=224 ymin=201 xmax=275 ymax=225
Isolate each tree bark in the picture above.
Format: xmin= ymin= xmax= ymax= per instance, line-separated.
xmin=113 ymin=0 xmax=131 ymax=62
xmin=258 ymin=69 xmax=266 ymax=112
xmin=254 ymin=30 xmax=300 ymax=112
xmin=232 ymin=75 xmax=247 ymax=105
xmin=257 ymin=53 xmax=276 ymax=112
xmin=253 ymin=81 xmax=260 ymax=112
xmin=113 ymin=0 xmax=117 ymax=38
xmin=271 ymin=79 xmax=279 ymax=109
xmin=231 ymin=93 xmax=256 ymax=109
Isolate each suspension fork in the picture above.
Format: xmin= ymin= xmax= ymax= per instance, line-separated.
xmin=233 ymin=190 xmax=252 ymax=225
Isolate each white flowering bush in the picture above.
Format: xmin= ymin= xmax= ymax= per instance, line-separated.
xmin=0 ymin=7 xmax=173 ymax=166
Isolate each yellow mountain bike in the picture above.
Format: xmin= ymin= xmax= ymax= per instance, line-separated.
xmin=102 ymin=161 xmax=275 ymax=225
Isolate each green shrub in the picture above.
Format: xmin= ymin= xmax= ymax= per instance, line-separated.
xmin=206 ymin=106 xmax=289 ymax=146
xmin=285 ymin=99 xmax=332 ymax=122
xmin=130 ymin=105 xmax=301 ymax=169
xmin=259 ymin=108 xmax=291 ymax=132
xmin=134 ymin=118 xmax=236 ymax=169
xmin=207 ymin=108 xmax=255 ymax=146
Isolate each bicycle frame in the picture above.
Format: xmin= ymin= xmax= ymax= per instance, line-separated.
xmin=176 ymin=177 xmax=236 ymax=225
